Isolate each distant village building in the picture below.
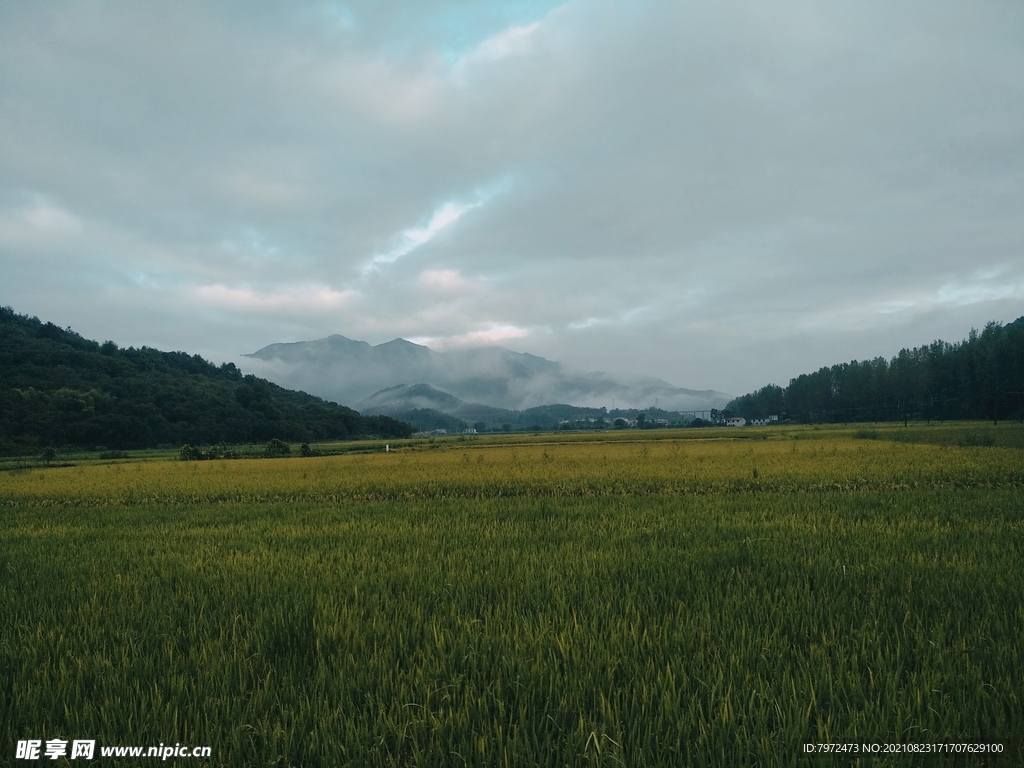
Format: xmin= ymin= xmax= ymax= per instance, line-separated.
xmin=726 ymin=417 xmax=746 ymax=427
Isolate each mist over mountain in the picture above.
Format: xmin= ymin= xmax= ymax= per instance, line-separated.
xmin=355 ymin=383 xmax=699 ymax=434
xmin=242 ymin=336 xmax=732 ymax=414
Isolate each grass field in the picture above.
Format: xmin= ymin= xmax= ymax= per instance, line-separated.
xmin=2 ymin=424 xmax=1022 ymax=766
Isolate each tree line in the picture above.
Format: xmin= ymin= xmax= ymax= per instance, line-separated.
xmin=727 ymin=317 xmax=1024 ymax=423
xmin=0 ymin=307 xmax=413 ymax=454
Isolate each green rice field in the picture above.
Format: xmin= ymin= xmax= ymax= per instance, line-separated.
xmin=2 ymin=424 xmax=1022 ymax=766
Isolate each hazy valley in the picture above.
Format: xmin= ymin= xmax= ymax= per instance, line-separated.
xmin=242 ymin=335 xmax=732 ymax=430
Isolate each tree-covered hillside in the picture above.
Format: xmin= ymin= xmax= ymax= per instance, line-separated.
xmin=728 ymin=318 xmax=1024 ymax=423
xmin=0 ymin=307 xmax=413 ymax=453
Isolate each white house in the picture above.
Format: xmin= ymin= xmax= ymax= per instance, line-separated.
xmin=726 ymin=417 xmax=746 ymax=427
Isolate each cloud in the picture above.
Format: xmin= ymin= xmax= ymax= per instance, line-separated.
xmin=191 ymin=283 xmax=357 ymax=313
xmin=365 ymin=179 xmax=509 ymax=270
xmin=224 ymin=172 xmax=307 ymax=208
xmin=418 ymin=268 xmax=487 ymax=295
xmin=322 ymin=57 xmax=443 ymax=125
xmin=1 ymin=0 xmax=1022 ymax=395
xmin=931 ymin=275 xmax=1024 ymax=308
xmin=369 ymin=200 xmax=479 ymax=267
xmin=0 ymin=197 xmax=83 ymax=244
xmin=471 ymin=21 xmax=542 ymax=62
xmin=568 ymin=305 xmax=651 ymax=331
xmin=408 ymin=323 xmax=532 ymax=349
xmin=452 ymin=20 xmax=544 ymax=82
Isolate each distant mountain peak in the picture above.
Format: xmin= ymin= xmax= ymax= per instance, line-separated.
xmin=378 ymin=338 xmax=421 ymax=348
xmin=239 ymin=333 xmax=732 ymax=413
xmin=246 ymin=334 xmax=371 ymax=362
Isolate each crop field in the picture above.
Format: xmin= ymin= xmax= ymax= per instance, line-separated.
xmin=2 ymin=424 xmax=1022 ymax=766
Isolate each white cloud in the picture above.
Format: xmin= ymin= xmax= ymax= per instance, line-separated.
xmin=418 ymin=268 xmax=486 ymax=294
xmin=788 ymin=271 xmax=1024 ymax=335
xmin=408 ymin=323 xmax=532 ymax=349
xmin=0 ymin=197 xmax=83 ymax=244
xmin=568 ymin=305 xmax=652 ymax=330
xmin=367 ymin=200 xmax=478 ymax=269
xmin=454 ymin=21 xmax=543 ymax=76
xmin=881 ymin=270 xmax=1024 ymax=316
xmin=191 ymin=283 xmax=357 ymax=313
xmin=932 ymin=278 xmax=1024 ymax=308
xmin=317 ymin=56 xmax=443 ymax=126
xmin=365 ymin=181 xmax=508 ymax=270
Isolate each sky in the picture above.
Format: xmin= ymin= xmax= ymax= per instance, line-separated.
xmin=2 ymin=0 xmax=1022 ymax=397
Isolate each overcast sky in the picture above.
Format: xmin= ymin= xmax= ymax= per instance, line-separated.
xmin=2 ymin=0 xmax=1022 ymax=396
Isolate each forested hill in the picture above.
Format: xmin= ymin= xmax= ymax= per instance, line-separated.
xmin=728 ymin=317 xmax=1024 ymax=423
xmin=0 ymin=307 xmax=413 ymax=453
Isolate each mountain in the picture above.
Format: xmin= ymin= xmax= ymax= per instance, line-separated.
xmin=243 ymin=335 xmax=732 ymax=413
xmin=355 ymin=384 xmax=701 ymax=433
xmin=357 ymin=384 xmax=518 ymax=432
xmin=359 ymin=383 xmax=480 ymax=416
xmin=0 ymin=307 xmax=412 ymax=453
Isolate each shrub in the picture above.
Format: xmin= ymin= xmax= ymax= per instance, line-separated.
xmin=179 ymin=444 xmax=205 ymax=461
xmin=265 ymin=438 xmax=291 ymax=458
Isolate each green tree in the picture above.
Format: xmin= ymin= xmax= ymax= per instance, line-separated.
xmin=265 ymin=438 xmax=291 ymax=458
